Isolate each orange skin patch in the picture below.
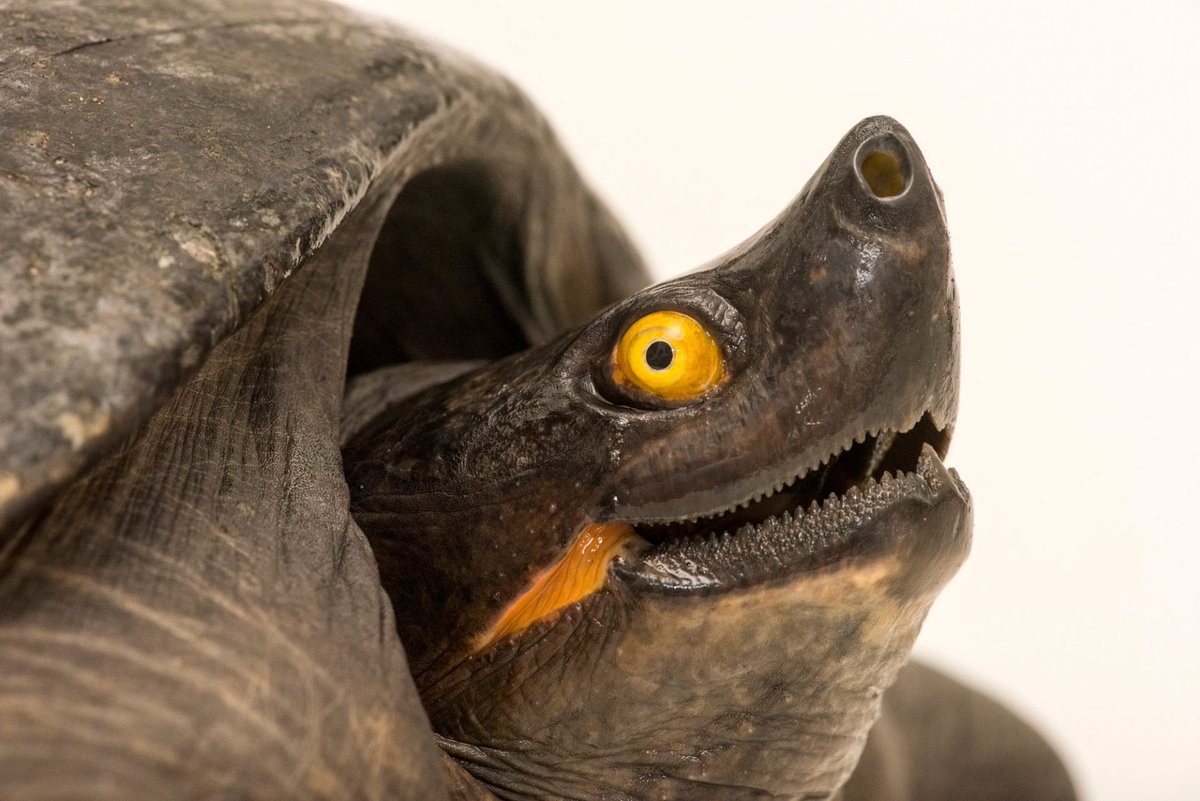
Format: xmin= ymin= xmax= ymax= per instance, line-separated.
xmin=473 ymin=522 xmax=636 ymax=653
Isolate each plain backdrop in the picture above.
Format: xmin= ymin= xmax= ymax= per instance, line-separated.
xmin=337 ymin=3 xmax=1200 ymax=799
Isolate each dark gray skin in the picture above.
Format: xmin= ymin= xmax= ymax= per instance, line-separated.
xmin=0 ymin=2 xmax=1074 ymax=796
xmin=342 ymin=118 xmax=1076 ymax=801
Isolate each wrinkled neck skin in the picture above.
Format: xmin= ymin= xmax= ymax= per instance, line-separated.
xmin=344 ymin=117 xmax=972 ymax=801
xmin=432 ymin=548 xmax=956 ymax=801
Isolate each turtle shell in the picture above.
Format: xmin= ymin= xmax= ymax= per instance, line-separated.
xmin=0 ymin=0 xmax=646 ymax=536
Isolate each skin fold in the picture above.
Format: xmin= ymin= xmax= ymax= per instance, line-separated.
xmin=0 ymin=194 xmax=450 ymax=799
xmin=342 ymin=117 xmax=1077 ymax=800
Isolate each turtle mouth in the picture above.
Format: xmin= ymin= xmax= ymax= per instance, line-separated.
xmin=616 ymin=411 xmax=957 ymax=591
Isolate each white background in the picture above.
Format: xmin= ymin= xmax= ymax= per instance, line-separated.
xmin=338 ymin=3 xmax=1200 ymax=798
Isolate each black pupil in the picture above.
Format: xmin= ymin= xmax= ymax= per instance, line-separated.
xmin=645 ymin=340 xmax=674 ymax=371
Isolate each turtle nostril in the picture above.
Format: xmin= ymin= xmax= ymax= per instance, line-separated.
xmin=856 ymin=134 xmax=911 ymax=199
xmin=860 ymin=151 xmax=905 ymax=198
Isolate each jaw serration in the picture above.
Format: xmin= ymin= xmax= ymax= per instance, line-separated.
xmin=639 ymin=408 xmax=944 ymax=530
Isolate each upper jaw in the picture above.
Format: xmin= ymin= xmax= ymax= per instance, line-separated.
xmin=610 ymin=399 xmax=956 ymax=525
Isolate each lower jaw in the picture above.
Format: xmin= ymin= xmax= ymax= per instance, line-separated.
xmin=617 ymin=442 xmax=956 ymax=593
xmin=471 ymin=436 xmax=963 ymax=654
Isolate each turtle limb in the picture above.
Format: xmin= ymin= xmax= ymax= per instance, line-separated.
xmin=841 ymin=661 xmax=1078 ymax=801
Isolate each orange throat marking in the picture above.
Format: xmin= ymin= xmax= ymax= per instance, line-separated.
xmin=473 ymin=522 xmax=636 ymax=653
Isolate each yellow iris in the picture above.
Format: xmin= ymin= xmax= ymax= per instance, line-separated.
xmin=612 ymin=310 xmax=724 ymax=402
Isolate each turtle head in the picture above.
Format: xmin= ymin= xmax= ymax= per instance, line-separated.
xmin=344 ymin=116 xmax=970 ymax=800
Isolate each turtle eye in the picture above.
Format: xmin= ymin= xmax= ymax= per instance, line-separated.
xmin=611 ymin=310 xmax=724 ymax=403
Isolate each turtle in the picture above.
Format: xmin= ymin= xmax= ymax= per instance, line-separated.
xmin=0 ymin=0 xmax=1077 ymax=799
